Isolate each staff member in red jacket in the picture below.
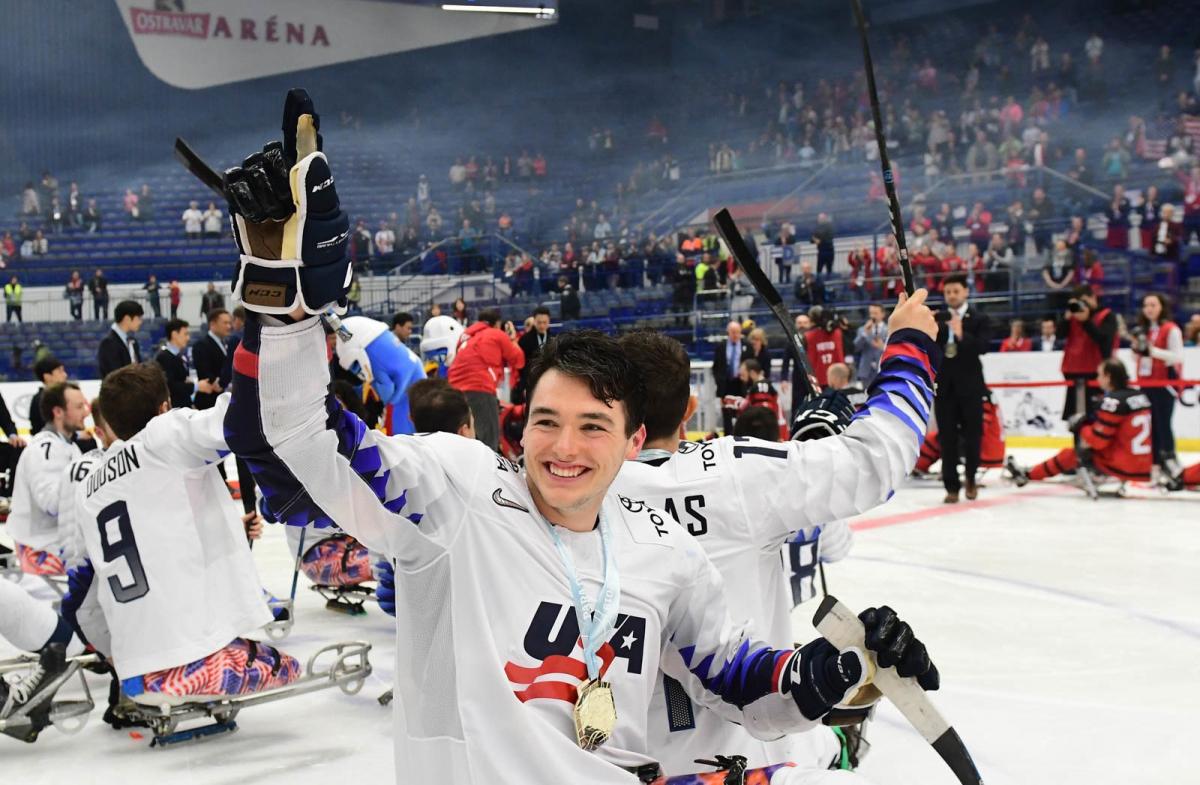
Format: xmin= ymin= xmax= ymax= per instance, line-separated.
xmin=447 ymin=307 xmax=524 ymax=452
xmin=1058 ymin=285 xmax=1117 ymax=421
xmin=1133 ymin=293 xmax=1184 ymax=476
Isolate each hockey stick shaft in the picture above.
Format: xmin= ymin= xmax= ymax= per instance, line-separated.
xmin=849 ymin=0 xmax=915 ymax=296
xmin=814 ymin=596 xmax=984 ymax=785
xmin=174 ymin=138 xmax=226 ymax=199
xmin=712 ymin=209 xmax=817 ymax=402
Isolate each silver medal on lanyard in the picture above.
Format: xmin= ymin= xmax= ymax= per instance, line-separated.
xmin=544 ymin=511 xmax=620 ymax=751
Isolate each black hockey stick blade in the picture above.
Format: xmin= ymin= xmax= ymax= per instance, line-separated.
xmin=711 ymin=208 xmax=817 ymax=402
xmin=849 ymin=0 xmax=915 ymax=296
xmin=814 ymin=596 xmax=985 ymax=785
xmin=174 ymin=137 xmax=226 ymax=199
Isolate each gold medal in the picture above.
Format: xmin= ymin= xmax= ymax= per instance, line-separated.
xmin=945 ymin=342 xmax=958 ymax=359
xmin=574 ymin=678 xmax=617 ymax=751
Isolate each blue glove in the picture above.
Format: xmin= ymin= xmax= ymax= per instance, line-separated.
xmin=374 ymin=559 xmax=396 ymax=617
xmin=792 ymin=389 xmax=855 ymax=441
xmin=224 ymin=88 xmax=351 ymax=316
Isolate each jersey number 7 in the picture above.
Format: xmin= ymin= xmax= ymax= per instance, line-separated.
xmin=97 ymin=500 xmax=150 ymax=603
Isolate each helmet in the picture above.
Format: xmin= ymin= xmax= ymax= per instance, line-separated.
xmin=420 ymin=316 xmax=464 ymax=378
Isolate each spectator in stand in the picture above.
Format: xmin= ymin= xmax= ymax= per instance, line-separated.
xmin=1139 ymin=186 xmax=1163 ymax=250
xmin=811 ymin=213 xmax=835 ymax=276
xmin=1084 ymin=31 xmax=1104 ymax=64
xmin=1000 ymin=320 xmax=1031 ymax=352
xmin=965 ymin=202 xmax=992 ymax=254
xmin=1101 ymin=139 xmax=1130 ymax=181
xmin=847 ymin=245 xmax=873 ymax=300
xmin=138 ymin=183 xmax=154 ymax=220
xmin=516 ymin=151 xmax=533 ymax=179
xmin=1180 ymin=165 xmax=1200 ymax=245
xmin=30 ymin=230 xmax=48 ymax=256
xmin=46 ymin=197 xmax=64 ymax=234
xmin=4 ymin=276 xmax=22 ymax=323
xmin=1133 ymin=293 xmax=1183 ymax=476
xmin=191 ymin=308 xmax=231 ymax=411
xmin=447 ymin=308 xmax=523 ymax=452
xmin=82 ymin=198 xmax=101 ymax=233
xmin=200 ymin=281 xmax=224 ymax=319
xmin=375 ymin=222 xmax=396 ymax=264
xmin=1150 ymin=204 xmax=1181 ymax=261
xmin=449 ymin=158 xmax=466 ymax=189
xmin=141 ymin=273 xmax=160 ymax=319
xmin=451 ymin=297 xmax=469 ymax=326
xmin=65 ymin=182 xmax=81 ymax=226
xmin=1059 ymin=285 xmax=1117 ymax=420
xmin=65 ymin=270 xmax=84 ymax=321
xmin=932 ymin=202 xmax=954 ymax=243
xmin=416 ymin=173 xmax=431 ymax=212
xmin=532 ymin=152 xmax=547 ymax=178
xmin=123 ymin=187 xmax=139 ymax=219
xmin=1037 ymin=319 xmax=1059 ymax=351
xmin=182 ymin=200 xmax=203 ymax=239
xmin=202 ymin=202 xmax=223 ymax=237
xmin=0 ymin=232 xmax=15 ymax=264
xmin=1104 ymin=184 xmax=1132 ymax=248
xmin=1081 ymin=249 xmax=1104 ymax=296
xmin=593 ymin=214 xmax=612 ymax=241
xmin=792 ymin=260 xmax=826 ymax=307
xmin=966 ymin=130 xmax=998 ymax=184
xmin=1005 ymin=201 xmax=1027 ymax=256
xmin=560 ymin=283 xmax=581 ymax=321
xmin=350 ymin=219 xmax=373 ymax=267
xmin=712 ymin=321 xmax=746 ymax=436
xmin=28 ymin=356 xmax=67 ymax=436
xmin=1043 ymin=239 xmax=1076 ymax=314
xmin=1185 ymin=313 xmax=1200 ymax=346
xmin=97 ymin=300 xmax=144 ymax=379
xmin=168 ymin=279 xmax=181 ymax=319
xmin=1066 ymin=148 xmax=1092 ymax=188
xmin=89 ymin=268 xmax=109 ymax=321
xmin=21 ymin=182 xmax=40 ymax=216
xmin=853 ymin=303 xmax=888 ymax=387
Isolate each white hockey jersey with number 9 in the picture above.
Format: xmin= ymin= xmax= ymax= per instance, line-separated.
xmin=74 ymin=396 xmax=272 ymax=679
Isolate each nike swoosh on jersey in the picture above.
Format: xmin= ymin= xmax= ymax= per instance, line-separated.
xmin=492 ymin=487 xmax=530 ymax=513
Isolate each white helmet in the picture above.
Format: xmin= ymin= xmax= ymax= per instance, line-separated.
xmin=420 ymin=315 xmax=464 ymax=378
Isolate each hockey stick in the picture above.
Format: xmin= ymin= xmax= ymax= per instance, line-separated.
xmin=813 ymin=596 xmax=984 ymax=785
xmin=712 ymin=208 xmax=817 ymax=403
xmin=849 ymin=0 xmax=915 ymax=296
xmin=174 ymin=138 xmax=226 ymax=199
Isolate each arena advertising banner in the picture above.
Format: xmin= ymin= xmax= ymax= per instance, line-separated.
xmin=983 ymin=348 xmax=1200 ymax=441
xmin=114 ymin=0 xmax=554 ymax=89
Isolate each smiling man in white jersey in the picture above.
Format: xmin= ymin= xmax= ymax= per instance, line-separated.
xmin=614 ymin=299 xmax=939 ymax=782
xmin=216 ymin=88 xmax=943 ymax=785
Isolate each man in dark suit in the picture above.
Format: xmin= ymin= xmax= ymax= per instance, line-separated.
xmin=96 ymin=300 xmax=144 ymax=379
xmin=793 ymin=261 xmax=827 ymax=308
xmin=512 ymin=306 xmax=552 ymax=404
xmin=711 ymin=320 xmax=747 ymax=435
xmin=155 ymin=318 xmax=219 ymax=408
xmin=191 ymin=308 xmax=231 ymax=411
xmin=935 ymin=273 xmax=993 ymax=503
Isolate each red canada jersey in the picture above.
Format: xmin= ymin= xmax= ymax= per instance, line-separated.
xmin=804 ymin=328 xmax=845 ymax=388
xmin=1081 ymin=388 xmax=1153 ymax=481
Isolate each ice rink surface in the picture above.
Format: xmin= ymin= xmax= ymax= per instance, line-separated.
xmin=3 ymin=447 xmax=1198 ymax=785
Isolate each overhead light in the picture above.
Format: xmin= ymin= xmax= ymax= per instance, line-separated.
xmin=441 ymin=4 xmax=556 ymax=15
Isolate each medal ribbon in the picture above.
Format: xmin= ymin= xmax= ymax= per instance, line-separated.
xmin=543 ymin=510 xmax=620 ymax=682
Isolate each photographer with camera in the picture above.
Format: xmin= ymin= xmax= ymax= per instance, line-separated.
xmin=935 ymin=274 xmax=993 ymax=503
xmin=802 ymin=305 xmax=847 ymax=391
xmin=1132 ymin=293 xmax=1184 ymax=477
xmin=1058 ymin=285 xmax=1118 ymax=422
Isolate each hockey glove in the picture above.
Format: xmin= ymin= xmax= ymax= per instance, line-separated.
xmin=792 ymin=388 xmax=855 ymax=442
xmin=224 ymin=88 xmax=351 ymax=316
xmin=780 ymin=638 xmax=871 ymax=721
xmin=373 ymin=559 xmax=396 ymax=617
xmin=859 ymin=605 xmax=939 ymax=691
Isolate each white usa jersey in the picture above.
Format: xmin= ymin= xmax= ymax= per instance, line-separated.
xmin=75 ymin=395 xmax=271 ymax=679
xmin=613 ymin=330 xmax=937 ymax=775
xmin=227 ymin=318 xmax=823 ymax=785
xmin=58 ymin=448 xmax=104 ymax=566
xmin=7 ymin=430 xmax=80 ymax=552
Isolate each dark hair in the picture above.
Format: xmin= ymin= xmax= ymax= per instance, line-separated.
xmin=1137 ymin=292 xmax=1173 ymax=330
xmin=618 ymin=330 xmax=690 ymax=443
xmin=942 ymin=273 xmax=969 ymax=290
xmin=33 ymin=355 xmax=64 ymax=383
xmin=478 ymin=308 xmax=502 ymax=326
xmin=408 ymin=378 xmax=471 ymax=434
xmin=740 ymin=358 xmax=763 ymax=375
xmin=40 ymin=382 xmax=81 ymax=425
xmin=207 ymin=308 xmax=229 ymax=326
xmin=98 ymin=362 xmax=169 ymax=440
xmin=114 ymin=300 xmax=144 ymax=323
xmin=533 ymin=306 xmax=551 ymax=318
xmin=164 ymin=318 xmax=189 ymax=339
xmin=1071 ymin=284 xmax=1094 ymax=300
xmin=526 ymin=330 xmax=646 ymax=437
xmin=733 ymin=407 xmax=781 ymax=442
xmin=90 ymin=397 xmax=105 ymax=429
xmin=391 ymin=311 xmax=414 ymax=329
xmin=232 ymin=306 xmax=246 ymax=322
xmin=330 ymin=379 xmax=369 ymax=422
xmin=1099 ymin=357 xmax=1129 ymax=389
